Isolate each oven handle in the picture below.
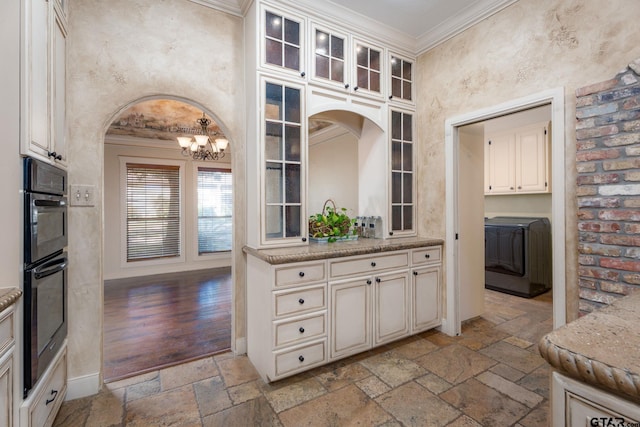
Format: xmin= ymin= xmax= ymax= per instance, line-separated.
xmin=34 ymin=258 xmax=68 ymax=279
xmin=34 ymin=199 xmax=67 ymax=208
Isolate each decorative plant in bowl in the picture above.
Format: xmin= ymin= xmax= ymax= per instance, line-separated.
xmin=309 ymin=199 xmax=357 ymax=243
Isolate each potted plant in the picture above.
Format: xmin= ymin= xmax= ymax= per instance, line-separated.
xmin=309 ymin=199 xmax=357 ymax=243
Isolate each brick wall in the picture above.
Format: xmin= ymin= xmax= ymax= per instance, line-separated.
xmin=576 ymin=58 xmax=640 ymax=314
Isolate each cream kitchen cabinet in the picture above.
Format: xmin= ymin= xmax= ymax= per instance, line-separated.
xmin=388 ymin=53 xmax=413 ymax=104
xmin=0 ymin=304 xmax=16 ymax=427
xmin=552 ymin=372 xmax=640 ymax=427
xmin=22 ymin=0 xmax=67 ymax=166
xmin=484 ymin=121 xmax=549 ymax=195
xmin=410 ymin=246 xmax=442 ymax=333
xmin=245 ymin=241 xmax=442 ymax=382
xmin=260 ymin=3 xmax=306 ymax=79
xmin=389 ymin=109 xmax=415 ymax=236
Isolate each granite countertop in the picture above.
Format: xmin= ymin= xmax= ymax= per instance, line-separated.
xmin=0 ymin=287 xmax=23 ymax=312
xmin=539 ymin=290 xmax=640 ymax=402
xmin=243 ymin=236 xmax=444 ymax=265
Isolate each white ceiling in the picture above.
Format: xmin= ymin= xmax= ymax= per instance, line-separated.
xmin=190 ymin=0 xmax=518 ymax=53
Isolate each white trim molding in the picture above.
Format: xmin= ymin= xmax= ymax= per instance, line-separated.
xmin=65 ymin=372 xmax=100 ymax=401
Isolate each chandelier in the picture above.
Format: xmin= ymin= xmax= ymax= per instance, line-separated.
xmin=176 ymin=112 xmax=228 ymax=161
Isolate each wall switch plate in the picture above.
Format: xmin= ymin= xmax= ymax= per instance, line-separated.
xmin=69 ymin=184 xmax=96 ymax=207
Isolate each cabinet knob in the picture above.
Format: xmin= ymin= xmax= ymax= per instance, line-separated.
xmin=299 ymin=327 xmax=305 ymax=333
xmin=389 ymin=95 xmax=393 ymax=100
xmin=518 ymin=186 xmax=522 ymax=189
xmin=371 ymin=262 xmax=376 ymax=267
xmin=413 ymin=271 xmax=418 ymax=276
xmin=298 ymin=355 xmax=305 ymax=362
xmin=389 ymin=231 xmax=394 ymax=236
xmin=510 ymin=187 xmax=514 ymax=190
xmin=345 ymin=83 xmax=350 ymax=89
xmin=299 ymin=271 xmax=305 ymax=277
xmin=354 ymin=86 xmax=359 ymax=91
xmin=425 ymin=254 xmax=430 ymax=259
xmin=375 ymin=277 xmax=381 ymax=283
xmin=300 ymin=71 xmax=306 ymax=77
xmin=366 ymin=279 xmax=372 ymax=285
xmin=301 ymin=237 xmax=307 ymax=242
xmin=298 ymin=298 xmax=305 ymax=305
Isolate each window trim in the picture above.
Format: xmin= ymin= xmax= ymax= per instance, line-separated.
xmin=119 ymin=156 xmax=187 ymax=268
xmin=192 ymin=163 xmax=233 ymax=259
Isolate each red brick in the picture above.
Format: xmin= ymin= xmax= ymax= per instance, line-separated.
xmin=578 ymin=278 xmax=598 ymax=289
xmin=624 ymin=223 xmax=640 ymax=234
xmin=603 ymin=159 xmax=640 ymax=170
xmin=599 ymin=281 xmax=636 ymax=295
xmin=622 ymin=273 xmax=640 ymax=284
xmin=598 ymin=210 xmax=640 ymax=221
xmin=576 ymin=162 xmax=597 ymax=173
xmin=624 ymin=171 xmax=640 ymax=181
xmin=576 ymin=186 xmax=598 ymax=196
xmin=623 ymin=199 xmax=640 ymax=208
xmin=578 ymin=255 xmax=596 ymax=265
xmin=576 ymin=174 xmax=619 ymax=185
xmin=600 ymin=257 xmax=640 ymax=271
xmin=600 ymin=234 xmax=640 ymax=246
xmin=577 ymin=222 xmax=621 ymax=233
xmin=577 ymin=197 xmax=619 ymax=208
xmin=578 ymin=267 xmax=620 ymax=281
xmin=578 ymin=232 xmax=598 ymax=242
xmin=577 ymin=210 xmax=596 ymax=220
xmin=579 ymin=287 xmax=619 ymax=305
xmin=576 ymin=149 xmax=620 ymax=162
xmin=576 ymin=78 xmax=619 ymax=97
xmin=578 ymin=243 xmax=622 ymax=256
xmin=576 ymin=95 xmax=595 ymax=108
xmin=603 ymin=134 xmax=640 ymax=147
xmin=575 ymin=125 xmax=619 ymax=140
xmin=576 ymin=140 xmax=597 ymax=151
xmin=623 ymin=95 xmax=640 ymax=110
xmin=622 ymin=120 xmax=640 ymax=132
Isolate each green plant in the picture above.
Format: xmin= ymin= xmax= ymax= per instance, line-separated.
xmin=309 ymin=200 xmax=356 ymax=242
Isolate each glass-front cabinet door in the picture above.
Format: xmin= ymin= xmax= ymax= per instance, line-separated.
xmin=262 ymin=6 xmax=306 ymax=78
xmin=390 ymin=109 xmax=415 ymax=236
xmin=311 ymin=23 xmax=347 ymax=90
xmin=389 ymin=54 xmax=413 ymax=103
xmin=263 ymin=78 xmax=306 ymax=245
xmin=352 ymin=39 xmax=383 ymax=99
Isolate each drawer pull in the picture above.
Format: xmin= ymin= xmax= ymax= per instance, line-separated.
xmin=413 ymin=271 xmax=418 ymax=276
xmin=45 ymin=389 xmax=58 ymax=406
xmin=371 ymin=262 xmax=376 ymax=267
xmin=425 ymin=254 xmax=430 ymax=259
xmin=298 ymin=355 xmax=305 ymax=362
xmin=366 ymin=279 xmax=372 ymax=285
xmin=299 ymin=271 xmax=305 ymax=277
xmin=298 ymin=298 xmax=305 ymax=305
xmin=375 ymin=277 xmax=381 ymax=283
xmin=299 ymin=327 xmax=305 ymax=333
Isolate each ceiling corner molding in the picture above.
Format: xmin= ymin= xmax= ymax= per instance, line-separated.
xmin=416 ymin=0 xmax=519 ymax=55
xmin=186 ymin=0 xmax=245 ymax=17
xmin=280 ymin=0 xmax=417 ymax=55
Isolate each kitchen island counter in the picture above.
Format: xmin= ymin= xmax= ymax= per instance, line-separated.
xmin=0 ymin=287 xmax=22 ymax=311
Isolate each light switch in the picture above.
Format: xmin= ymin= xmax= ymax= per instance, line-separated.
xmin=69 ymin=184 xmax=96 ymax=207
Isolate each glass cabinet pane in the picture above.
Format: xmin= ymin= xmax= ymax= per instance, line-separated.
xmin=314 ymin=28 xmax=345 ymax=84
xmin=264 ymin=10 xmax=301 ymax=72
xmin=390 ymin=56 xmax=413 ymax=101
xmin=390 ymin=110 xmax=414 ymax=234
xmin=263 ymin=80 xmax=304 ymax=242
xmin=355 ymin=43 xmax=382 ymax=94
xmin=331 ymin=35 xmax=344 ymax=59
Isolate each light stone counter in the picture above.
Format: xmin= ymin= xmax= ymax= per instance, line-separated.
xmin=0 ymin=287 xmax=22 ymax=312
xmin=539 ymin=290 xmax=640 ymax=403
xmin=243 ymin=236 xmax=444 ymax=265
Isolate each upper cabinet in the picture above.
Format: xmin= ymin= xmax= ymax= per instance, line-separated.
xmin=310 ymin=24 xmax=348 ymax=90
xmin=352 ymin=39 xmax=384 ymax=100
xmin=389 ymin=109 xmax=415 ymax=236
xmin=389 ymin=53 xmax=413 ymax=104
xmin=484 ymin=121 xmax=550 ymax=195
xmin=22 ymin=0 xmax=67 ymax=166
xmin=261 ymin=5 xmax=306 ymax=79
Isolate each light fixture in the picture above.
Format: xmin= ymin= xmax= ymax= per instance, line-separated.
xmin=177 ymin=112 xmax=228 ymax=161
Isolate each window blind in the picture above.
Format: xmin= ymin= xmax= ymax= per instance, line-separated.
xmin=197 ymin=168 xmax=232 ymax=254
xmin=126 ymin=163 xmax=181 ymax=261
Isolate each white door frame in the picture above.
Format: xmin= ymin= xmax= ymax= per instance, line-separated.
xmin=443 ymin=87 xmax=566 ymax=336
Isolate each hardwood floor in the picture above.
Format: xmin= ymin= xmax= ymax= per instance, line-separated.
xmin=103 ymin=267 xmax=231 ymax=382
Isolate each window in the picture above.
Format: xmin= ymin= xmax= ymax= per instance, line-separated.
xmin=197 ymin=168 xmax=232 ymax=254
xmin=126 ymin=163 xmax=181 ymax=261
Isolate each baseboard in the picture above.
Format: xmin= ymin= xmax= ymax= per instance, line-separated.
xmin=66 ymin=372 xmax=100 ymax=401
xmin=235 ymin=337 xmax=247 ymax=355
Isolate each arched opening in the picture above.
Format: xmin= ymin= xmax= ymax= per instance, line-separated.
xmin=102 ymin=96 xmax=234 ymax=381
xmin=308 ymin=109 xmax=386 ymax=222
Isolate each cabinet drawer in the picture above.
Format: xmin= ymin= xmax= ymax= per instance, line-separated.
xmin=275 ymin=340 xmax=326 ymax=377
xmin=275 ymin=262 xmax=326 ymax=288
xmin=567 ymin=391 xmax=638 ymax=426
xmin=274 ymin=312 xmax=326 ymax=348
xmin=411 ymin=246 xmax=442 ymax=266
xmin=28 ymin=346 xmax=67 ymax=427
xmin=273 ymin=285 xmax=326 ymax=318
xmin=329 ymin=251 xmax=409 ymax=278
xmin=0 ymin=306 xmax=15 ymax=356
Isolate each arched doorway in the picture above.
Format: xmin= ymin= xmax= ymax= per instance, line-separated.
xmin=102 ymin=97 xmax=234 ymax=381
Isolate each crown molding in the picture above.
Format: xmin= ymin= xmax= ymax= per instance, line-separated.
xmin=416 ymin=0 xmax=518 ymax=55
xmin=186 ymin=0 xmax=250 ymax=17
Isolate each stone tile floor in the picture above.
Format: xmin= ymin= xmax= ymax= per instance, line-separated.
xmin=54 ymin=289 xmax=553 ymax=426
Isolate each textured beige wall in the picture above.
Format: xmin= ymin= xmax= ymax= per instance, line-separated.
xmin=66 ymin=0 xmax=245 ymax=388
xmin=416 ymin=0 xmax=640 ymax=321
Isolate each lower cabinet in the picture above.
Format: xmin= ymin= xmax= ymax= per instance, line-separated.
xmin=552 ymin=371 xmax=640 ymax=427
xmin=0 ymin=345 xmax=13 ymax=427
xmin=20 ymin=342 xmax=67 ymax=427
xmin=246 ymin=244 xmax=442 ymax=382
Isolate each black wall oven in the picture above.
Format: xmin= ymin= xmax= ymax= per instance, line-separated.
xmin=23 ymin=157 xmax=68 ymax=397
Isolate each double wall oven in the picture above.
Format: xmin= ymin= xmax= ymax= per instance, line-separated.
xmin=23 ymin=157 xmax=68 ymax=397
